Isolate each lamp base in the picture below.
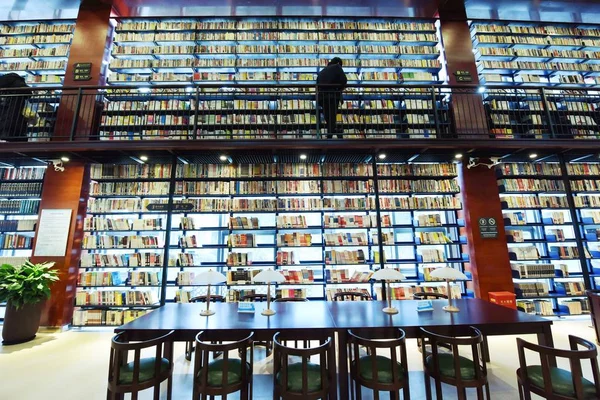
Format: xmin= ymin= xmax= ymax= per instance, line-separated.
xmin=443 ymin=305 xmax=460 ymax=313
xmin=261 ymin=309 xmax=276 ymax=316
xmin=382 ymin=307 xmax=398 ymax=315
xmin=200 ymin=309 xmax=215 ymax=316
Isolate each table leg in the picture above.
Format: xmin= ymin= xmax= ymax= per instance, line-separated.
xmin=537 ymin=325 xmax=556 ymax=367
xmin=329 ymin=332 xmax=338 ymax=400
xmin=482 ymin=334 xmax=491 ymax=363
xmin=336 ymin=330 xmax=349 ymax=400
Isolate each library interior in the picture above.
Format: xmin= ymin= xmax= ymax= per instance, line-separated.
xmin=5 ymin=0 xmax=600 ymax=399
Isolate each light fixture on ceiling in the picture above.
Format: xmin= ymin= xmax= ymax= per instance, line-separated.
xmin=529 ymin=153 xmax=537 ymax=159
xmin=378 ymin=154 xmax=386 ymax=160
xmin=455 ymin=153 xmax=463 ymax=159
xmin=60 ymin=156 xmax=70 ymax=162
xmin=300 ymin=154 xmax=307 ymax=160
xmin=139 ymin=155 xmax=148 ymax=162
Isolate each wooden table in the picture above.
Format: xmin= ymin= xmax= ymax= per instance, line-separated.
xmin=116 ymin=299 xmax=554 ymax=399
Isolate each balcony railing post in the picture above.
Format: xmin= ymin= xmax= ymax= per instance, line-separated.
xmin=315 ymin=85 xmax=321 ymax=139
xmin=431 ymin=85 xmax=441 ymax=139
xmin=192 ymin=85 xmax=199 ymax=141
xmin=69 ymin=88 xmax=83 ymax=141
xmin=540 ymin=87 xmax=555 ymax=139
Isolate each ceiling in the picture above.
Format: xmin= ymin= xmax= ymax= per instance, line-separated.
xmin=1 ymin=0 xmax=600 ymax=24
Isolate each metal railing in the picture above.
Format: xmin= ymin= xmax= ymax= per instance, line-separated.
xmin=0 ymin=83 xmax=599 ymax=143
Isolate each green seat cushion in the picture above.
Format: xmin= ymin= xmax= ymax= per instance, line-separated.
xmin=118 ymin=357 xmax=170 ymax=384
xmin=523 ymin=366 xmax=598 ymax=399
xmin=425 ymin=353 xmax=477 ymax=380
xmin=197 ymin=358 xmax=250 ymax=387
xmin=276 ymin=362 xmax=326 ymax=393
xmin=355 ymin=355 xmax=405 ymax=383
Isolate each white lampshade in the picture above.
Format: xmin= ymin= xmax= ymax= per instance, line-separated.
xmin=253 ymin=268 xmax=286 ymax=283
xmin=429 ymin=267 xmax=468 ymax=281
xmin=371 ymin=268 xmax=405 ymax=281
xmin=194 ymin=269 xmax=227 ymax=285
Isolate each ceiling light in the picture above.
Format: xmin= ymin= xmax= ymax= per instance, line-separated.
xmin=454 ymin=153 xmax=462 ymax=159
xmin=300 ymin=154 xmax=307 ymax=160
xmin=139 ymin=155 xmax=148 ymax=162
xmin=60 ymin=157 xmax=70 ymax=162
xmin=219 ymin=155 xmax=228 ymax=161
xmin=529 ymin=153 xmax=537 ymax=159
xmin=378 ymin=154 xmax=386 ymax=160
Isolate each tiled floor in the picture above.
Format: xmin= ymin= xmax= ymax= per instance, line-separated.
xmin=0 ymin=317 xmax=595 ymax=399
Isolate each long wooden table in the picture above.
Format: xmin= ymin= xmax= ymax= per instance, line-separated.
xmin=116 ymin=299 xmax=554 ymax=399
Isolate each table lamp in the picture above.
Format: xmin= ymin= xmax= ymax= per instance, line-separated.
xmin=252 ymin=269 xmax=285 ymax=316
xmin=194 ymin=269 xmax=227 ymax=316
xmin=371 ymin=268 xmax=405 ymax=315
xmin=429 ymin=267 xmax=468 ymax=312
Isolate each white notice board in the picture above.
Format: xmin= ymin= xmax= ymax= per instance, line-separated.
xmin=34 ymin=209 xmax=72 ymax=257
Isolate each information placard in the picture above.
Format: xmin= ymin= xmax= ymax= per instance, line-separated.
xmin=34 ymin=209 xmax=72 ymax=257
xmin=478 ymin=217 xmax=498 ymax=239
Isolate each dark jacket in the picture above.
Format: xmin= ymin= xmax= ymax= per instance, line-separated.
xmin=0 ymin=73 xmax=31 ymax=142
xmin=317 ymin=64 xmax=348 ymax=100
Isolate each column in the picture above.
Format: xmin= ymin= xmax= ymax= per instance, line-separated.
xmin=31 ymin=163 xmax=90 ymax=327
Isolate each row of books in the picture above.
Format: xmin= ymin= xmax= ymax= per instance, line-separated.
xmin=74 ymin=289 xmax=158 ymax=306
xmin=82 ymin=235 xmax=161 ymax=249
xmin=71 ymin=309 xmax=151 ymax=326
xmin=514 ymin=282 xmax=550 ymax=297
xmin=80 ymin=253 xmax=164 ymax=268
xmin=324 ymin=232 xmax=368 ymax=246
xmin=517 ymin=300 xmax=554 ymax=316
xmin=0 ymin=199 xmax=40 ymax=214
xmin=90 ymin=164 xmax=172 ymax=179
xmin=472 ymin=23 xmax=598 ymax=37
xmin=90 ymin=181 xmax=170 ymax=196
xmin=571 ymin=180 xmax=600 ymax=191
xmin=77 ymin=271 xmax=161 ymax=287
xmin=502 ymin=195 xmax=568 ymax=208
xmin=326 ymin=269 xmax=374 ymax=283
xmin=379 ymin=179 xmax=459 ymax=193
xmin=0 ymin=220 xmax=36 ymax=232
xmin=0 ymin=234 xmax=33 ymax=249
xmin=83 ymin=217 xmax=163 ymax=231
xmin=498 ymin=179 xmax=565 ymax=192
xmin=479 ymin=60 xmax=600 ymax=73
xmin=0 ymin=60 xmax=67 ymax=72
xmin=227 ymin=252 xmax=251 ymax=266
xmin=325 ymin=249 xmax=366 ymax=264
xmin=230 ymin=217 xmax=260 ymax=229
xmin=0 ymin=168 xmax=45 ymax=181
xmin=567 ymin=164 xmax=600 ymax=176
xmin=511 ymin=263 xmax=567 ymax=279
xmin=0 ymin=182 xmax=43 ymax=197
xmin=277 ymin=233 xmax=313 ymax=247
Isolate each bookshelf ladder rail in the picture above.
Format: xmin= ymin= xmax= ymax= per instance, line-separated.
xmin=371 ymin=155 xmax=387 ymax=301
xmin=160 ymin=156 xmax=179 ymax=306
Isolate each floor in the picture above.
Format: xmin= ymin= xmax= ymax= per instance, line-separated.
xmin=0 ymin=317 xmax=595 ymax=400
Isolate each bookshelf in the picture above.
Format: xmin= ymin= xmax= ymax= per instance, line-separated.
xmin=0 ymin=20 xmax=75 ymax=142
xmin=0 ymin=166 xmax=46 ymax=320
xmin=73 ymin=158 xmax=468 ymax=325
xmin=497 ymin=162 xmax=590 ymax=316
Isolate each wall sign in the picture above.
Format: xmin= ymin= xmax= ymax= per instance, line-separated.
xmin=146 ymin=203 xmax=194 ymax=212
xmin=34 ymin=209 xmax=72 ymax=257
xmin=479 ymin=217 xmax=498 ymax=239
xmin=73 ymin=62 xmax=92 ymax=81
xmin=454 ymin=70 xmax=473 ymax=82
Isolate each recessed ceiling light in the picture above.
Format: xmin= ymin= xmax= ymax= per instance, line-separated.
xmin=139 ymin=155 xmax=148 ymax=162
xmin=455 ymin=153 xmax=463 ymax=159
xmin=300 ymin=154 xmax=307 ymax=160
xmin=378 ymin=154 xmax=386 ymax=160
xmin=60 ymin=157 xmax=69 ymax=162
xmin=219 ymin=155 xmax=228 ymax=161
xmin=529 ymin=153 xmax=537 ymax=159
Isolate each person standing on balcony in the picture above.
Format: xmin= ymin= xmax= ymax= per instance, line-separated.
xmin=317 ymin=57 xmax=347 ymax=139
xmin=0 ymin=73 xmax=32 ymax=142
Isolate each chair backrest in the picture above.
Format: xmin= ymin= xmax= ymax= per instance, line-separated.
xmin=273 ymin=331 xmax=335 ymax=399
xmin=333 ymin=291 xmax=371 ymax=301
xmin=420 ymin=326 xmax=487 ymax=386
xmin=190 ymin=294 xmax=226 ymax=303
xmin=413 ymin=291 xmax=448 ymax=300
xmin=274 ymin=297 xmax=308 ymax=302
xmin=107 ymin=330 xmax=174 ymax=394
xmin=348 ymin=328 xmax=408 ymax=389
xmin=517 ymin=335 xmax=600 ymax=399
xmin=194 ymin=330 xmax=254 ymax=393
xmin=586 ymin=290 xmax=600 ymax=344
xmin=241 ymin=293 xmax=268 ymax=302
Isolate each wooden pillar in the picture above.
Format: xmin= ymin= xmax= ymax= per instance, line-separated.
xmin=438 ymin=0 xmax=489 ymax=137
xmin=53 ymin=0 xmax=113 ymax=140
xmin=31 ymin=163 xmax=90 ymax=327
xmin=459 ymin=163 xmax=514 ymax=300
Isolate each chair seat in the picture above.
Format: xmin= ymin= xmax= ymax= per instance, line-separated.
xmin=198 ymin=358 xmax=251 ymax=387
xmin=425 ymin=353 xmax=478 ymax=380
xmin=276 ymin=362 xmax=327 ymax=392
xmin=520 ymin=366 xmax=598 ymax=400
xmin=354 ymin=355 xmax=405 ymax=384
xmin=118 ymin=357 xmax=170 ymax=384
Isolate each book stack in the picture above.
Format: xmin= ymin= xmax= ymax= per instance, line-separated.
xmin=420 ymin=249 xmax=445 ymax=263
xmin=277 ymin=233 xmax=312 ymax=247
xmin=281 ymin=270 xmax=314 ymax=284
xmin=277 ymin=216 xmax=307 ymax=228
xmin=277 ymin=288 xmax=306 ymax=299
xmin=418 ymin=232 xmax=452 ymax=244
xmin=276 ymin=251 xmax=294 ymax=265
xmin=514 ymin=282 xmax=550 ymax=297
xmin=511 ymin=263 xmax=556 ymax=279
xmin=325 ymin=250 xmax=366 ymax=265
xmin=77 ymin=272 xmax=124 ymax=287
xmin=324 ymin=233 xmax=367 ymax=246
xmin=417 ymin=214 xmax=443 ymax=227
xmin=230 ymin=217 xmax=259 ymax=229
xmin=228 ymin=234 xmax=256 ymax=248
xmin=129 ymin=272 xmax=161 ymax=286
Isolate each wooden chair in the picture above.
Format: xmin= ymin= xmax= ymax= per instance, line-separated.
xmin=107 ymin=330 xmax=174 ymax=400
xmin=517 ymin=335 xmax=600 ymax=400
xmin=185 ymin=295 xmax=226 ymax=361
xmin=333 ymin=291 xmax=371 ymax=301
xmin=348 ymin=328 xmax=410 ymax=400
xmin=420 ymin=326 xmax=490 ymax=400
xmin=193 ymin=330 xmax=254 ymax=400
xmin=413 ymin=292 xmax=448 ymax=300
xmin=272 ymin=331 xmax=336 ymax=399
xmin=586 ymin=290 xmax=600 ymax=345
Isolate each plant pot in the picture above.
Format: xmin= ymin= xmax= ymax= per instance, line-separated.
xmin=2 ymin=301 xmax=44 ymax=345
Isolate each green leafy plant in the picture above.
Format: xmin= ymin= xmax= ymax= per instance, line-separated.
xmin=0 ymin=261 xmax=59 ymax=309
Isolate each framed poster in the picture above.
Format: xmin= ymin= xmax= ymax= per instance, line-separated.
xmin=34 ymin=209 xmax=72 ymax=257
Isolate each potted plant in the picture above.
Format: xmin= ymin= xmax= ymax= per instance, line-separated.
xmin=0 ymin=261 xmax=58 ymax=345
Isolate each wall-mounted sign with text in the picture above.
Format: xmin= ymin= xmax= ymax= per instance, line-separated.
xmin=454 ymin=70 xmax=473 ymax=82
xmin=73 ymin=62 xmax=92 ymax=81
